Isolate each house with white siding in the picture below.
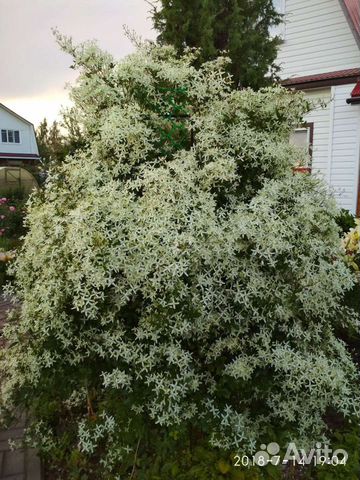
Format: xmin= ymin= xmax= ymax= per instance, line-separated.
xmin=0 ymin=103 xmax=40 ymax=167
xmin=0 ymin=103 xmax=40 ymax=192
xmin=276 ymin=0 xmax=360 ymax=215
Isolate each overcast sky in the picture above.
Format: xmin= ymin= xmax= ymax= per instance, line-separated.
xmin=0 ymin=0 xmax=156 ymax=127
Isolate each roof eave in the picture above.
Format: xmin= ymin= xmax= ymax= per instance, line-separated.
xmin=0 ymin=153 xmax=40 ymax=159
xmin=281 ymin=69 xmax=360 ymax=90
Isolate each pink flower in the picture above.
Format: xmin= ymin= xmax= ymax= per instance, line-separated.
xmin=9 ymin=206 xmax=16 ymax=212
xmin=0 ymin=215 xmax=5 ymax=220
xmin=0 ymin=198 xmax=7 ymax=204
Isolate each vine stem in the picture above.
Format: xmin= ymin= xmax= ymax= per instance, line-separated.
xmin=130 ymin=438 xmax=141 ymax=480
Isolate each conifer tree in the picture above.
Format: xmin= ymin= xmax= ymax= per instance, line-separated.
xmin=35 ymin=118 xmax=51 ymax=165
xmin=36 ymin=115 xmax=85 ymax=169
xmin=150 ymin=0 xmax=282 ymax=88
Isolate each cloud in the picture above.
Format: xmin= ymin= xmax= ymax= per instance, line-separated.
xmin=0 ymin=0 xmax=156 ymax=125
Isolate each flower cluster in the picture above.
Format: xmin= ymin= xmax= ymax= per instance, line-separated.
xmin=0 ymin=197 xmax=9 ymax=238
xmin=0 ymin=197 xmax=19 ymax=237
xmin=342 ymin=219 xmax=360 ymax=273
xmin=0 ymin=38 xmax=358 ymax=477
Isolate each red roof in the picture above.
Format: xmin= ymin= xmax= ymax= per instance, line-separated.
xmin=343 ymin=0 xmax=360 ymax=39
xmin=282 ymin=68 xmax=360 ymax=87
xmin=351 ymin=80 xmax=360 ymax=97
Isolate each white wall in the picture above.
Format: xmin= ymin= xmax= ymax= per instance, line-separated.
xmin=277 ymin=0 xmax=360 ymax=212
xmin=278 ymin=0 xmax=360 ymax=79
xmin=328 ymin=84 xmax=360 ymax=212
xmin=304 ymin=85 xmax=360 ymax=214
xmin=0 ymin=106 xmax=39 ymax=155
xmin=305 ymin=88 xmax=332 ymax=180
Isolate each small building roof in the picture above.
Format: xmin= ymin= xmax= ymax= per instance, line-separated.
xmin=350 ymin=80 xmax=360 ymax=97
xmin=346 ymin=79 xmax=360 ymax=104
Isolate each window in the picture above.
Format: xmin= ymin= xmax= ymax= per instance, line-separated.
xmin=289 ymin=123 xmax=314 ymax=164
xmin=270 ymin=0 xmax=286 ymax=38
xmin=0 ymin=129 xmax=21 ymax=143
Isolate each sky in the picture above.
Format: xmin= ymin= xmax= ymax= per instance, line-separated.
xmin=0 ymin=0 xmax=156 ymax=128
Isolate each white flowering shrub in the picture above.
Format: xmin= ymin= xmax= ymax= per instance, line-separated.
xmin=0 ymin=37 xmax=359 ymax=478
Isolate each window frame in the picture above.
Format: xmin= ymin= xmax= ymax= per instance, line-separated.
xmin=290 ymin=122 xmax=314 ymax=167
xmin=0 ymin=129 xmax=21 ymax=144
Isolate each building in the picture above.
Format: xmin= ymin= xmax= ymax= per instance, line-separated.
xmin=0 ymin=103 xmax=40 ymax=195
xmin=0 ymin=102 xmax=40 ymax=193
xmin=276 ymin=0 xmax=360 ymax=215
xmin=0 ymin=102 xmax=40 ymax=167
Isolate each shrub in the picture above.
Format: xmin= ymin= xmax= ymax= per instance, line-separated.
xmin=0 ymin=38 xmax=359 ymax=478
xmin=1 ymin=189 xmax=28 ymax=234
xmin=312 ymin=421 xmax=360 ymax=480
xmin=335 ymin=209 xmax=356 ymax=235
xmin=0 ymin=190 xmax=27 ymax=288
xmin=340 ymin=220 xmax=360 ymax=380
xmin=0 ymin=193 xmax=27 ymax=239
xmin=0 ymin=237 xmax=17 ymax=288
xmin=341 ymin=219 xmax=360 ymax=273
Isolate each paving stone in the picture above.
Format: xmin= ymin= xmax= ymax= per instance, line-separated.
xmin=0 ymin=441 xmax=9 ymax=452
xmin=25 ymin=450 xmax=42 ymax=480
xmin=0 ymin=429 xmax=24 ymax=442
xmin=0 ymin=475 xmax=25 ymax=480
xmin=1 ymin=449 xmax=24 ymax=477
